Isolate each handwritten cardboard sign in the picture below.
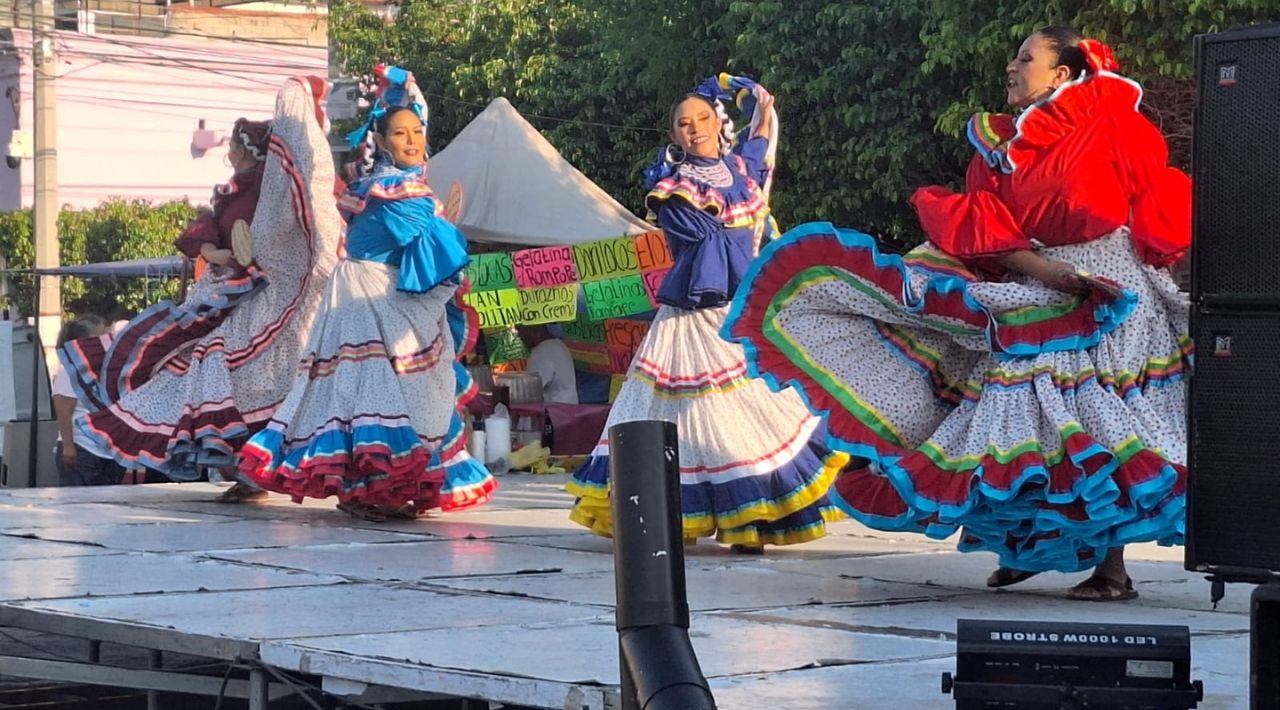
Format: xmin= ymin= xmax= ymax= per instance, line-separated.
xmin=641 ymin=268 xmax=670 ymax=308
xmin=464 ymin=288 xmax=520 ymax=329
xmin=583 ymin=275 xmax=652 ymax=321
xmin=517 ymin=284 xmax=578 ymax=325
xmin=562 ymin=315 xmax=607 ymax=343
xmin=604 ymin=318 xmax=650 ymax=350
xmin=608 ymin=346 xmax=639 ymax=374
xmin=512 ymin=245 xmax=579 ymax=289
xmin=632 ymin=230 xmax=672 ymax=271
xmin=465 ymin=252 xmax=516 ymax=292
xmin=573 ymin=237 xmax=639 ymax=282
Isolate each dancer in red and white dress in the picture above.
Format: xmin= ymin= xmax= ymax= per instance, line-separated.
xmin=726 ymin=29 xmax=1190 ymax=599
xmin=59 ymin=77 xmax=342 ymax=503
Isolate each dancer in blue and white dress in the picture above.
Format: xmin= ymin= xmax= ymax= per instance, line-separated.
xmin=240 ymin=66 xmax=496 ymax=522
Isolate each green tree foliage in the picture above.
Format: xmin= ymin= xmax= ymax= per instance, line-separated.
xmin=326 ymin=0 xmax=979 ymax=248
xmin=721 ymin=0 xmax=973 ymax=248
xmin=0 ymin=199 xmax=196 ymax=319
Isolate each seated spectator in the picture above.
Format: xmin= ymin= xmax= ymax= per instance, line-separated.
xmin=516 ymin=324 xmax=578 ymax=404
xmin=53 ymin=315 xmax=126 ymax=486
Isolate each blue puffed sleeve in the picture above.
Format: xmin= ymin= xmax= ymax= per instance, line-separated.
xmin=355 ymin=198 xmax=471 ymax=293
xmin=734 ymin=135 xmax=772 ymax=187
xmin=654 ymin=197 xmax=755 ymax=310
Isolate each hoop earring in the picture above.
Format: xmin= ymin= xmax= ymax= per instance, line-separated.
xmin=664 ymin=144 xmax=686 ymax=165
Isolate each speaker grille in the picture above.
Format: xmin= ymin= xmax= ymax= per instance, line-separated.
xmin=1193 ymin=30 xmax=1280 ymax=299
xmin=1188 ymin=311 xmax=1280 ymax=574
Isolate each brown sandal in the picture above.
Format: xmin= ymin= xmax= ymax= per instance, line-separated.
xmin=987 ymin=567 xmax=1041 ymax=588
xmin=383 ymin=503 xmax=421 ymax=520
xmin=215 ymin=483 xmax=268 ymax=504
xmin=1066 ymin=575 xmax=1137 ymax=602
xmin=337 ymin=502 xmax=388 ymax=522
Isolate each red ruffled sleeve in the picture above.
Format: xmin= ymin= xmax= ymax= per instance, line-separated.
xmin=910 ymin=153 xmax=1029 ymax=258
xmin=173 ymin=213 xmax=220 ymax=259
xmin=1115 ymin=112 xmax=1191 ymax=267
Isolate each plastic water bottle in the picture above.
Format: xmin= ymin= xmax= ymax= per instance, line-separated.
xmin=485 ymin=403 xmax=511 ymax=474
xmin=468 ymin=416 xmax=487 ymax=464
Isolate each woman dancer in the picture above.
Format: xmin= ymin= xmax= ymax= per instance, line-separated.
xmin=568 ymin=75 xmax=847 ymax=551
xmin=726 ymin=29 xmax=1190 ymax=599
xmin=59 ymin=76 xmax=342 ymax=502
xmin=239 ymin=66 xmax=495 ymax=522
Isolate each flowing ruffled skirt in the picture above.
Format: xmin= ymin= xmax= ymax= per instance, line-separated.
xmin=59 ymin=101 xmax=341 ymax=479
xmin=238 ymin=259 xmax=496 ymax=512
xmin=567 ymin=304 xmax=847 ymax=546
xmin=724 ymin=224 xmax=1189 ymax=572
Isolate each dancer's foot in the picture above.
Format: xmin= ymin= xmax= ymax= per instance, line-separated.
xmin=730 ymin=544 xmax=765 ymax=555
xmin=986 ymin=567 xmax=1041 ymax=588
xmin=337 ymin=502 xmax=388 ymax=522
xmin=1066 ymin=547 xmax=1134 ymax=601
xmin=383 ymin=503 xmax=420 ymax=520
xmin=1066 ymin=574 xmax=1137 ymax=602
xmin=215 ymin=483 xmax=268 ymax=504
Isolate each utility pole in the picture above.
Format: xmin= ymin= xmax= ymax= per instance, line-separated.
xmin=31 ymin=0 xmax=59 ymax=370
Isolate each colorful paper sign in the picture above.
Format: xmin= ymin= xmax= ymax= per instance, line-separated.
xmin=458 ymin=232 xmax=672 ymax=328
xmin=573 ymin=236 xmax=640 ymax=282
xmin=583 ymin=274 xmax=652 ymax=321
xmin=608 ymin=374 xmax=626 ymax=402
xmin=512 ymin=246 xmax=579 ymax=289
xmin=485 ymin=329 xmax=529 ymax=364
xmin=604 ymin=318 xmax=650 ymax=350
xmin=517 ymin=284 xmax=578 ymax=325
xmin=466 ymin=252 xmax=516 ymax=292
xmin=608 ymin=346 xmax=638 ymax=374
xmin=641 ymin=268 xmax=670 ymax=308
xmin=464 ymin=288 xmax=520 ymax=329
xmin=562 ymin=314 xmax=607 ymax=343
xmin=632 ymin=230 xmax=672 ymax=271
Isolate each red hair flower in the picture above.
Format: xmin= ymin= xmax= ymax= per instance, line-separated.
xmin=1078 ymin=39 xmax=1120 ymax=74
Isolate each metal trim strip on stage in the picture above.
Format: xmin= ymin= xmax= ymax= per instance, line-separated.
xmin=260 ymin=642 xmax=622 ymax=710
xmin=0 ymin=655 xmax=287 ymax=704
xmin=0 ymin=602 xmax=623 ymax=709
xmin=0 ymin=604 xmax=260 ymax=661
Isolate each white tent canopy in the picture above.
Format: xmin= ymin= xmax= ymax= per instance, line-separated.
xmin=426 ymin=97 xmax=651 ymax=246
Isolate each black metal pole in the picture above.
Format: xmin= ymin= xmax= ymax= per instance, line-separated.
xmin=1253 ymin=582 xmax=1280 ymax=709
xmin=610 ymin=419 xmax=715 ymax=710
xmin=26 ymin=280 xmax=40 ymax=488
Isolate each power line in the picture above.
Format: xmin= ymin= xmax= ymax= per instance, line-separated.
xmin=65 ymin=32 xmax=312 ymax=87
xmin=2 ymin=29 xmax=326 ymax=75
xmin=54 ymin=49 xmax=325 ymax=73
xmin=16 ymin=41 xmax=663 ymax=136
xmin=58 ymin=92 xmax=274 ymax=112
xmin=7 ymin=10 xmax=666 ymax=136
xmin=7 ymin=6 xmax=329 ymax=53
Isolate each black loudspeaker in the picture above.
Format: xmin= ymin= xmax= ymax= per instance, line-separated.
xmin=1187 ymin=23 xmax=1280 ymax=579
xmin=1187 ymin=312 xmax=1280 ymax=574
xmin=1191 ymin=23 xmax=1280 ymax=306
